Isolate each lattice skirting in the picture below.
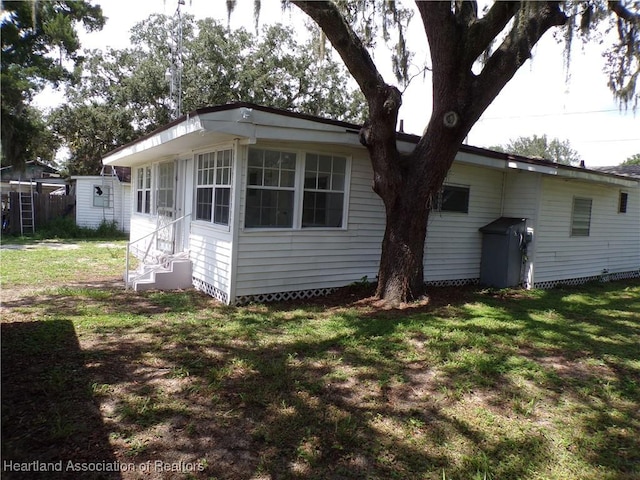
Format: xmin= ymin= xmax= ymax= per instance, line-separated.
xmin=194 ymin=271 xmax=638 ymax=306
xmin=534 ymin=270 xmax=640 ymax=290
xmin=234 ymin=288 xmax=337 ymax=306
xmin=425 ymin=278 xmax=479 ymax=288
xmin=193 ymin=278 xmax=229 ymax=304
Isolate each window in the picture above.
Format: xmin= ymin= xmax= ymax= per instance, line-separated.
xmin=303 ymin=154 xmax=346 ymax=227
xmin=434 ymin=185 xmax=470 ymax=213
xmin=245 ymin=148 xmax=296 ymax=228
xmin=93 ymin=185 xmax=111 ymax=208
xmin=244 ymin=148 xmax=350 ymax=229
xmin=619 ymin=191 xmax=628 ymax=213
xmin=136 ymin=166 xmax=151 ymax=214
xmin=157 ymin=162 xmax=174 ymax=212
xmin=571 ymin=197 xmax=592 ymax=236
xmin=195 ymin=149 xmax=233 ymax=226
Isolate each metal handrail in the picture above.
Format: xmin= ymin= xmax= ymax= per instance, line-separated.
xmin=125 ymin=213 xmax=191 ymax=289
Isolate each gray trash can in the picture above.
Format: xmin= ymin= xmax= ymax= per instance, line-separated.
xmin=479 ymin=217 xmax=526 ymax=288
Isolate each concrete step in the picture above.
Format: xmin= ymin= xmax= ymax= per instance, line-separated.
xmin=132 ymin=259 xmax=192 ymax=292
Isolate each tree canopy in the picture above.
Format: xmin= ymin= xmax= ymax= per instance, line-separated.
xmin=0 ymin=0 xmax=104 ymax=168
xmin=53 ymin=14 xmax=366 ymax=175
xmin=491 ymin=134 xmax=583 ymax=165
xmin=621 ymin=152 xmax=640 ymax=165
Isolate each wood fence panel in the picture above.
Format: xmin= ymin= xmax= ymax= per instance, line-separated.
xmin=2 ymin=192 xmax=75 ymax=235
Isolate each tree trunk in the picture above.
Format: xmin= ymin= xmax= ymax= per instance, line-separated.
xmin=375 ymin=189 xmax=429 ymax=302
xmin=370 ymin=117 xmax=466 ymax=304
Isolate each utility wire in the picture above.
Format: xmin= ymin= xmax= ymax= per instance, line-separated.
xmin=479 ymin=108 xmax=626 ymax=120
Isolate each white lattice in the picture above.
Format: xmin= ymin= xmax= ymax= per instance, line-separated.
xmin=193 ymin=278 xmax=229 ymax=304
xmin=534 ymin=270 xmax=639 ymax=290
xmin=426 ymin=278 xmax=479 ymax=288
xmin=234 ymin=287 xmax=336 ymax=306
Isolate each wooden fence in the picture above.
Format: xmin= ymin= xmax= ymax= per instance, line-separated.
xmin=2 ymin=192 xmax=76 ymax=235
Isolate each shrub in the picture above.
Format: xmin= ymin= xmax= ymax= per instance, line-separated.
xmin=36 ymin=218 xmax=127 ymax=240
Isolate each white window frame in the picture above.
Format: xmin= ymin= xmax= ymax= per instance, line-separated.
xmin=571 ymin=197 xmax=592 ymax=237
xmin=194 ymin=148 xmax=233 ymax=228
xmin=245 ymin=148 xmax=298 ymax=229
xmin=243 ymin=147 xmax=351 ymax=231
xmin=135 ymin=166 xmax=152 ymax=215
xmin=92 ymin=184 xmax=111 ymax=208
xmin=302 ymin=152 xmax=348 ymax=228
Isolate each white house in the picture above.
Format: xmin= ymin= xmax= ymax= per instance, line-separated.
xmin=72 ymin=167 xmax=132 ymax=233
xmin=102 ymin=103 xmax=640 ymax=304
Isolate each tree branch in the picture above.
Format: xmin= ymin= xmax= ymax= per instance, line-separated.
xmin=455 ymin=0 xmax=478 ymax=27
xmin=471 ymin=2 xmax=567 ymax=124
xmin=291 ymin=1 xmax=385 ymax=99
xmin=464 ymin=1 xmax=520 ymax=67
xmin=609 ymin=0 xmax=640 ymax=22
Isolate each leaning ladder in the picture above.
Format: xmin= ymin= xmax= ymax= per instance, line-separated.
xmin=100 ymin=165 xmax=117 ymax=224
xmin=19 ymin=181 xmax=36 ymax=235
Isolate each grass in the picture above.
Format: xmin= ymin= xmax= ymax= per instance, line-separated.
xmin=1 ymin=239 xmax=639 ymax=479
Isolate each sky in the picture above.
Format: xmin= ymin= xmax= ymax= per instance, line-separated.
xmin=39 ymin=0 xmax=639 ymax=167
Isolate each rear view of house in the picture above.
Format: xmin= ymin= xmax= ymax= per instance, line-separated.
xmin=102 ymin=103 xmax=640 ymax=304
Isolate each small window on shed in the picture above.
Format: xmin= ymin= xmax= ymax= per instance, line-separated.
xmin=571 ymin=197 xmax=592 ymax=237
xmin=619 ymin=192 xmax=628 ymax=213
xmin=93 ymin=185 xmax=111 ymax=208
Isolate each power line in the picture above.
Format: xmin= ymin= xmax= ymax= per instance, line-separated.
xmin=579 ymin=138 xmax=640 ymax=143
xmin=479 ymin=108 xmax=625 ymax=121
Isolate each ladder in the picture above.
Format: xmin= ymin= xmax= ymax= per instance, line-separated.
xmin=19 ymin=181 xmax=35 ymax=235
xmin=100 ymin=166 xmax=117 ymax=225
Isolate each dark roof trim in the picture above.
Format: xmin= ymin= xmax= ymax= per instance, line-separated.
xmin=0 ymin=159 xmax=60 ymax=174
xmin=103 ymin=102 xmax=636 ymax=184
xmin=593 ymin=165 xmax=640 ymax=179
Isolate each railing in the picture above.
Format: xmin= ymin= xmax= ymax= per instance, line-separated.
xmin=125 ymin=213 xmax=191 ymax=289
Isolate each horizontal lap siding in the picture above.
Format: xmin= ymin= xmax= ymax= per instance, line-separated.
xmin=501 ymin=171 xmax=542 ymax=287
xmin=502 ymin=171 xmax=540 ymax=220
xmin=121 ymin=186 xmax=131 ymax=233
xmin=129 ymin=214 xmax=159 ymax=257
xmin=190 ymin=224 xmax=233 ymax=296
xmin=424 ymin=164 xmax=503 ymax=280
xmin=535 ymin=178 xmax=640 ymax=282
xmin=235 ymin=150 xmax=384 ymax=297
xmin=75 ymin=178 xmax=129 ymax=231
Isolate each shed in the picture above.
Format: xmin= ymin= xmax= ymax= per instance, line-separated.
xmin=72 ymin=167 xmax=131 ymax=233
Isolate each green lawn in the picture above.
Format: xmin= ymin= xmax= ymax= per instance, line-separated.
xmin=1 ymin=240 xmax=639 ymax=479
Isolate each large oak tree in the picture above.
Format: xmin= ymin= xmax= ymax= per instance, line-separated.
xmin=274 ymin=1 xmax=639 ymax=304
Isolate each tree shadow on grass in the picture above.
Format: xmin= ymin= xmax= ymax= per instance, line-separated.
xmin=78 ymin=306 xmax=562 ymax=479
xmin=2 ymin=279 xmax=638 ymax=479
xmin=1 ymin=320 xmax=121 ymax=479
xmin=303 ymin=280 xmax=640 ymax=478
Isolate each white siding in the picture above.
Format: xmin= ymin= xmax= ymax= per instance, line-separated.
xmin=189 ymin=224 xmax=233 ymax=298
xmin=234 ymin=147 xmax=383 ymax=297
xmin=121 ymin=185 xmax=132 ymax=233
xmin=535 ymin=177 xmax=640 ymax=283
xmin=129 ymin=213 xmax=159 ymax=257
xmin=424 ymin=164 xmax=503 ymax=281
xmin=74 ymin=177 xmax=130 ymax=233
xmin=501 ymin=170 xmax=543 ymax=287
